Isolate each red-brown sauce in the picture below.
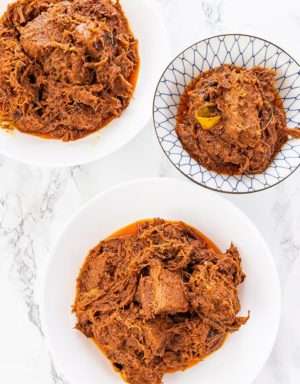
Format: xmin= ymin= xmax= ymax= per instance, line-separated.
xmin=101 ymin=219 xmax=223 ymax=378
xmin=76 ymin=219 xmax=236 ymax=384
xmin=0 ymin=0 xmax=140 ymax=141
xmin=107 ymin=219 xmax=221 ymax=253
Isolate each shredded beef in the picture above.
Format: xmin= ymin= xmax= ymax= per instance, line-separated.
xmin=73 ymin=219 xmax=248 ymax=384
xmin=0 ymin=0 xmax=139 ymax=141
xmin=176 ymin=64 xmax=298 ymax=175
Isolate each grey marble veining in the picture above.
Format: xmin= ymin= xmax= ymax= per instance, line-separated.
xmin=50 ymin=359 xmax=69 ymax=384
xmin=201 ymin=0 xmax=223 ymax=27
xmin=0 ymin=0 xmax=300 ymax=383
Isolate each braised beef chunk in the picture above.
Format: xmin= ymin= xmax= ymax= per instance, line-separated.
xmin=20 ymin=4 xmax=68 ymax=58
xmin=0 ymin=0 xmax=139 ymax=141
xmin=74 ymin=219 xmax=248 ymax=384
xmin=176 ymin=64 xmax=296 ymax=175
xmin=138 ymin=263 xmax=188 ymax=318
xmin=187 ymin=262 xmax=242 ymax=326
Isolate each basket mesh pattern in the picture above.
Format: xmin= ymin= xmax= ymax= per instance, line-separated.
xmin=154 ymin=35 xmax=300 ymax=193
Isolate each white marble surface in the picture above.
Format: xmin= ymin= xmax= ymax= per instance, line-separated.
xmin=0 ymin=0 xmax=300 ymax=383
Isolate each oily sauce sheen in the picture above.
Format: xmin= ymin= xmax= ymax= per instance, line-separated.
xmin=95 ymin=219 xmax=224 ymax=379
xmin=0 ymin=0 xmax=140 ymax=141
xmin=74 ymin=218 xmax=248 ymax=384
xmin=108 ymin=219 xmax=221 ymax=253
xmin=107 ymin=219 xmax=223 ymax=375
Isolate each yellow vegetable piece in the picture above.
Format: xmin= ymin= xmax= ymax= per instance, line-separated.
xmin=195 ymin=104 xmax=221 ymax=130
xmin=195 ymin=115 xmax=221 ymax=130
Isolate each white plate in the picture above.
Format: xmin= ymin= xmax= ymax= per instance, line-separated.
xmin=41 ymin=177 xmax=281 ymax=384
xmin=0 ymin=0 xmax=169 ymax=167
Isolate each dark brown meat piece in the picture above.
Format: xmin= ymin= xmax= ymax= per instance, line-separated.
xmin=0 ymin=0 xmax=139 ymax=141
xmin=176 ymin=64 xmax=290 ymax=175
xmin=188 ymin=263 xmax=242 ymax=326
xmin=20 ymin=3 xmax=68 ymax=58
xmin=74 ymin=219 xmax=249 ymax=384
xmin=138 ymin=262 xmax=189 ymax=318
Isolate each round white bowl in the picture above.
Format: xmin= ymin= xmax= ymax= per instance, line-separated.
xmin=0 ymin=0 xmax=169 ymax=166
xmin=41 ymin=177 xmax=281 ymax=384
xmin=153 ymin=34 xmax=300 ymax=193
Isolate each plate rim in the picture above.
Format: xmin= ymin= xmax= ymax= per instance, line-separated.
xmin=153 ymin=33 xmax=300 ymax=194
xmin=40 ymin=176 xmax=282 ymax=383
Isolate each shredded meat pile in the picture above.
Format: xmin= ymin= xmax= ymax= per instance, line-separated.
xmin=0 ymin=0 xmax=139 ymax=141
xmin=176 ymin=64 xmax=299 ymax=175
xmin=74 ymin=219 xmax=248 ymax=384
